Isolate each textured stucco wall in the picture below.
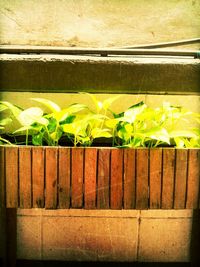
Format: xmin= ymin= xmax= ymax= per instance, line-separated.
xmin=0 ymin=0 xmax=200 ymax=48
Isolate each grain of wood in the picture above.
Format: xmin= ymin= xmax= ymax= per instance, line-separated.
xmin=162 ymin=149 xmax=175 ymax=209
xmin=19 ymin=147 xmax=32 ymax=208
xmin=124 ymin=149 xmax=136 ymax=209
xmin=110 ymin=149 xmax=123 ymax=209
xmin=174 ymin=149 xmax=188 ymax=209
xmin=97 ymin=149 xmax=110 ymax=209
xmin=0 ymin=146 xmax=5 ymax=207
xmin=84 ymin=148 xmax=97 ymax=209
xmin=45 ymin=147 xmax=58 ymax=209
xmin=149 ymin=149 xmax=162 ymax=209
xmin=5 ymin=147 xmax=18 ymax=208
xmin=71 ymin=148 xmax=84 ymax=208
xmin=58 ymin=148 xmax=71 ymax=208
xmin=186 ymin=149 xmax=200 ymax=209
xmin=136 ymin=149 xmax=149 ymax=209
xmin=32 ymin=147 xmax=45 ymax=208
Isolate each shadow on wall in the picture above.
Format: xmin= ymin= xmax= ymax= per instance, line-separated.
xmin=190 ymin=209 xmax=200 ymax=264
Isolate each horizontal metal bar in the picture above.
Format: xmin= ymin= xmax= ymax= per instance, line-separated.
xmin=0 ymin=45 xmax=199 ymax=58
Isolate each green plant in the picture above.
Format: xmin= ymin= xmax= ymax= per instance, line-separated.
xmin=0 ymin=103 xmax=13 ymax=145
xmin=106 ymin=101 xmax=200 ymax=148
xmin=0 ymin=96 xmax=199 ymax=148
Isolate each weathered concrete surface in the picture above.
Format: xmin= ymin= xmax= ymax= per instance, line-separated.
xmin=0 ymin=0 xmax=199 ymax=48
xmin=0 ymin=55 xmax=199 ymax=94
xmin=17 ymin=209 xmax=139 ymax=261
xmin=139 ymin=210 xmax=193 ymax=262
xmin=14 ymin=209 xmax=197 ymax=262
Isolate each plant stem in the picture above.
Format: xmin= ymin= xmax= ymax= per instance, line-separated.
xmin=26 ymin=129 xmax=28 ymax=145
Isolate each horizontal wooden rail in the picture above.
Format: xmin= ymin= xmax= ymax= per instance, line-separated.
xmin=0 ymin=146 xmax=199 ymax=209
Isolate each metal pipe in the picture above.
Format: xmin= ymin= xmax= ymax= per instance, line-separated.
xmin=0 ymin=45 xmax=199 ymax=58
xmin=119 ymin=37 xmax=200 ymax=49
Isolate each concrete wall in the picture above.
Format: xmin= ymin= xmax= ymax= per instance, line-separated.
xmin=0 ymin=0 xmax=200 ymax=48
xmin=15 ymin=209 xmax=198 ymax=262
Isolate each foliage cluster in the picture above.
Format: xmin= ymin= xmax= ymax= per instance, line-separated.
xmin=0 ymin=93 xmax=199 ymax=148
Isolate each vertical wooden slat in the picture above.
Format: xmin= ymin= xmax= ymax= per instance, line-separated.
xmin=97 ymin=149 xmax=110 ymax=209
xmin=162 ymin=149 xmax=175 ymax=209
xmin=58 ymin=147 xmax=71 ymax=209
xmin=0 ymin=146 xmax=5 ymax=207
xmin=5 ymin=147 xmax=18 ymax=208
xmin=84 ymin=148 xmax=97 ymax=209
xmin=71 ymin=148 xmax=84 ymax=208
xmin=174 ymin=149 xmax=188 ymax=209
xmin=136 ymin=149 xmax=149 ymax=209
xmin=19 ymin=147 xmax=32 ymax=208
xmin=110 ymin=149 xmax=123 ymax=209
xmin=32 ymin=147 xmax=44 ymax=208
xmin=45 ymin=147 xmax=58 ymax=209
xmin=186 ymin=149 xmax=200 ymax=209
xmin=149 ymin=149 xmax=162 ymax=209
xmin=124 ymin=149 xmax=136 ymax=209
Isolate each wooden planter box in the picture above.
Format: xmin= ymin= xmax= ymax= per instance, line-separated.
xmin=0 ymin=146 xmax=199 ymax=210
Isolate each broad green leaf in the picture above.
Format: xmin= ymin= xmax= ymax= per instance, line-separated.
xmin=54 ymin=104 xmax=86 ymax=122
xmin=0 ymin=101 xmax=22 ymax=117
xmin=91 ymin=128 xmax=112 ymax=139
xmin=31 ymin=98 xmax=61 ymax=113
xmin=174 ymin=137 xmax=185 ymax=148
xmin=79 ymin=93 xmax=101 ymax=112
xmin=169 ymin=130 xmax=197 ymax=138
xmin=32 ymin=132 xmax=44 ymax=146
xmin=124 ymin=124 xmax=133 ymax=134
xmin=47 ymin=117 xmax=57 ymax=133
xmin=102 ymin=95 xmax=121 ymax=111
xmin=0 ymin=136 xmax=13 ymax=145
xmin=13 ymin=125 xmax=38 ymax=134
xmin=106 ymin=118 xmax=119 ymax=129
xmin=0 ymin=118 xmax=12 ymax=126
xmin=18 ymin=107 xmax=48 ymax=126
xmin=140 ymin=128 xmax=170 ymax=144
xmin=0 ymin=104 xmax=8 ymax=112
xmin=59 ymin=115 xmax=76 ymax=125
xmin=123 ymin=104 xmax=147 ymax=123
xmin=62 ymin=124 xmax=77 ymax=135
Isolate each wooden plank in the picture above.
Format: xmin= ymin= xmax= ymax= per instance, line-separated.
xmin=136 ymin=149 xmax=149 ymax=209
xmin=149 ymin=149 xmax=162 ymax=209
xmin=0 ymin=146 xmax=5 ymax=208
xmin=186 ymin=149 xmax=200 ymax=209
xmin=110 ymin=149 xmax=123 ymax=209
xmin=32 ymin=147 xmax=45 ymax=208
xmin=174 ymin=149 xmax=188 ymax=209
xmin=162 ymin=149 xmax=175 ymax=209
xmin=58 ymin=147 xmax=71 ymax=209
xmin=84 ymin=148 xmax=97 ymax=209
xmin=124 ymin=149 xmax=136 ymax=209
xmin=97 ymin=149 xmax=110 ymax=209
xmin=19 ymin=147 xmax=32 ymax=208
xmin=71 ymin=148 xmax=84 ymax=208
xmin=45 ymin=147 xmax=58 ymax=209
xmin=5 ymin=147 xmax=18 ymax=208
